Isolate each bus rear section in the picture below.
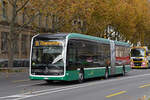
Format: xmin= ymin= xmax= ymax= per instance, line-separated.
xmin=130 ymin=47 xmax=149 ymax=68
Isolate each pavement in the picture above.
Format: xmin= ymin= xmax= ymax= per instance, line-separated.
xmin=0 ymin=67 xmax=28 ymax=73
xmin=0 ymin=67 xmax=29 ymax=89
xmin=1 ymin=69 xmax=150 ymax=100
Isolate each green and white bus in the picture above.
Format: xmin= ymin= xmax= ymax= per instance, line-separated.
xmin=30 ymin=33 xmax=131 ymax=82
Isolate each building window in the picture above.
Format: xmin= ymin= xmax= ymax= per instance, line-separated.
xmin=29 ymin=35 xmax=31 ymax=42
xmin=1 ymin=0 xmax=7 ymax=20
xmin=1 ymin=32 xmax=8 ymax=53
xmin=45 ymin=14 xmax=48 ymax=29
xmin=38 ymin=12 xmax=42 ymax=27
xmin=21 ymin=34 xmax=27 ymax=55
xmin=14 ymin=35 xmax=19 ymax=54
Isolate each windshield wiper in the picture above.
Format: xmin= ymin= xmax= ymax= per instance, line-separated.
xmin=52 ymin=55 xmax=63 ymax=64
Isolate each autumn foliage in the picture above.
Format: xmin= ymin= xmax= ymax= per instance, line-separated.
xmin=7 ymin=0 xmax=150 ymax=44
xmin=2 ymin=0 xmax=150 ymax=67
xmin=28 ymin=0 xmax=150 ymax=45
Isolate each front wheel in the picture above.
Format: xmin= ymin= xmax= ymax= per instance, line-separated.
xmin=148 ymin=62 xmax=150 ymax=69
xmin=105 ymin=68 xmax=109 ymax=79
xmin=78 ymin=69 xmax=84 ymax=83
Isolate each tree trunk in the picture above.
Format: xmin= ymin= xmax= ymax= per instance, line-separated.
xmin=8 ymin=22 xmax=16 ymax=67
xmin=8 ymin=38 xmax=14 ymax=67
xmin=8 ymin=2 xmax=17 ymax=68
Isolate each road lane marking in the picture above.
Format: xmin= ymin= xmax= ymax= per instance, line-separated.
xmin=12 ymin=79 xmax=30 ymax=83
xmin=0 ymin=82 xmax=104 ymax=100
xmin=139 ymin=83 xmax=150 ymax=88
xmin=1 ymin=73 xmax=150 ymax=99
xmin=106 ymin=91 xmax=127 ymax=98
xmin=15 ymin=73 xmax=150 ymax=88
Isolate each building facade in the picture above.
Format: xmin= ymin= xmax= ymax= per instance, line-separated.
xmin=0 ymin=0 xmax=53 ymax=66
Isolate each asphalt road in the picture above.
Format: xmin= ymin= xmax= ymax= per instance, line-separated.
xmin=1 ymin=69 xmax=150 ymax=100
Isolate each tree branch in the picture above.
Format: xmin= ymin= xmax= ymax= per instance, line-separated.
xmin=16 ymin=12 xmax=40 ymax=33
xmin=16 ymin=0 xmax=49 ymax=32
xmin=14 ymin=0 xmax=17 ymax=5
xmin=7 ymin=0 xmax=15 ymax=6
xmin=16 ymin=0 xmax=29 ymax=13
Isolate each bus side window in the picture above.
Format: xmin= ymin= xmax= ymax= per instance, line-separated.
xmin=67 ymin=40 xmax=77 ymax=67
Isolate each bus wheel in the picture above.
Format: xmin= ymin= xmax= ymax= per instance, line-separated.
xmin=78 ymin=69 xmax=84 ymax=83
xmin=105 ymin=68 xmax=109 ymax=79
xmin=148 ymin=62 xmax=150 ymax=69
xmin=122 ymin=66 xmax=126 ymax=76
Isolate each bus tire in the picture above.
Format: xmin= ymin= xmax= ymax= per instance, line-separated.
xmin=148 ymin=62 xmax=150 ymax=69
xmin=78 ymin=69 xmax=84 ymax=83
xmin=105 ymin=67 xmax=109 ymax=79
xmin=122 ymin=66 xmax=126 ymax=76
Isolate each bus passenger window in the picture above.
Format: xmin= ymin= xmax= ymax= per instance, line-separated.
xmin=67 ymin=40 xmax=77 ymax=66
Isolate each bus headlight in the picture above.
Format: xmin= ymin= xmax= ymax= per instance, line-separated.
xmin=142 ymin=62 xmax=146 ymax=66
xmin=130 ymin=61 xmax=134 ymax=66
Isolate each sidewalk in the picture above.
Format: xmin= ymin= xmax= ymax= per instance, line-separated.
xmin=0 ymin=67 xmax=29 ymax=81
xmin=0 ymin=67 xmax=28 ymax=73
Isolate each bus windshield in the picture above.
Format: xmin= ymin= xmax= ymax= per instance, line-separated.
xmin=131 ymin=48 xmax=145 ymax=57
xmin=31 ymin=40 xmax=64 ymax=75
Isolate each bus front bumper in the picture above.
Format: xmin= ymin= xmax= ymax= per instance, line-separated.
xmin=29 ymin=70 xmax=80 ymax=81
xmin=131 ymin=66 xmax=148 ymax=68
xmin=30 ymin=75 xmax=66 ymax=81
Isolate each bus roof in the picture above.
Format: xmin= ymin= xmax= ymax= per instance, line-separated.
xmin=35 ymin=33 xmax=68 ymax=39
xmin=114 ymin=40 xmax=130 ymax=47
xmin=68 ymin=33 xmax=130 ymax=46
xmin=67 ymin=33 xmax=110 ymax=44
xmin=34 ymin=33 xmax=130 ymax=46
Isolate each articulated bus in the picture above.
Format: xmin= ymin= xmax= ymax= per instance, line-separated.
xmin=130 ymin=46 xmax=149 ymax=68
xmin=30 ymin=33 xmax=131 ymax=83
